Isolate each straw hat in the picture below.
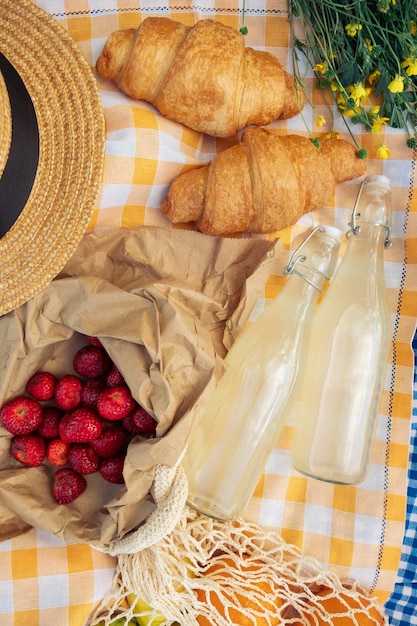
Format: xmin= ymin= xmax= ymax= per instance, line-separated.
xmin=0 ymin=0 xmax=105 ymax=316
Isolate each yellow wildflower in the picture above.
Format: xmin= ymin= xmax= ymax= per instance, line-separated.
xmin=336 ymin=95 xmax=349 ymax=113
xmin=411 ymin=20 xmax=417 ymax=36
xmin=372 ymin=114 xmax=390 ymax=133
xmin=365 ymin=38 xmax=373 ymax=53
xmin=368 ymin=69 xmax=381 ymax=86
xmin=316 ymin=115 xmax=326 ymax=127
xmin=406 ymin=62 xmax=417 ymax=77
xmin=345 ymin=22 xmax=362 ymax=37
xmin=324 ymin=130 xmax=340 ymax=140
xmin=313 ymin=62 xmax=327 ymax=74
xmin=349 ymin=82 xmax=368 ymax=105
xmin=377 ymin=143 xmax=391 ymax=159
xmin=401 ymin=57 xmax=417 ymax=77
xmin=388 ymin=74 xmax=405 ymax=93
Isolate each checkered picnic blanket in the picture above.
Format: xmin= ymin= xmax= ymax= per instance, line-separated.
xmin=0 ymin=1 xmax=415 ymax=624
xmin=385 ymin=332 xmax=417 ymax=625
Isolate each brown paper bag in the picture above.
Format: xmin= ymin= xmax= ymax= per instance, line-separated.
xmin=0 ymin=226 xmax=278 ymax=546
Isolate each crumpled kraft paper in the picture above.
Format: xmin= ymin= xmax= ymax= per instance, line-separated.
xmin=0 ymin=226 xmax=279 ymax=546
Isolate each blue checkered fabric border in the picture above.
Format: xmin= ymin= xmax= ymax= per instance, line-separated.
xmin=384 ymin=329 xmax=417 ymax=625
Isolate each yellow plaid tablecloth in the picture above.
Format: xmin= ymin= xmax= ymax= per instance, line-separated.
xmin=0 ymin=1 xmax=416 ymax=624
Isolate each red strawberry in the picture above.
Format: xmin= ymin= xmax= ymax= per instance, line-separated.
xmin=121 ymin=411 xmax=145 ymax=435
xmin=90 ymin=422 xmax=128 ymax=458
xmin=37 ymin=407 xmax=63 ymax=439
xmin=81 ymin=379 xmax=106 ymax=410
xmin=97 ymin=386 xmax=136 ymax=421
xmin=25 ymin=371 xmax=56 ymax=401
xmin=68 ymin=443 xmax=100 ymax=475
xmin=1 ymin=396 xmax=43 ymax=435
xmin=86 ymin=335 xmax=103 ymax=347
xmin=11 ymin=434 xmax=46 ymax=467
xmin=47 ymin=439 xmax=70 ymax=467
xmin=73 ymin=345 xmax=112 ymax=379
xmin=54 ymin=375 xmax=83 ymax=411
xmin=132 ymin=406 xmax=157 ymax=436
xmin=52 ymin=467 xmax=87 ymax=504
xmin=105 ymin=364 xmax=125 ymax=388
xmin=59 ymin=408 xmax=102 ymax=443
xmin=99 ymin=454 xmax=125 ymax=484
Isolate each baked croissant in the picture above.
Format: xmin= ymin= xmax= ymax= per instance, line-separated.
xmin=161 ymin=129 xmax=367 ymax=235
xmin=96 ymin=17 xmax=303 ymax=138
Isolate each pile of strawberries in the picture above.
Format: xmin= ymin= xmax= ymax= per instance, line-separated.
xmin=0 ymin=336 xmax=157 ymax=505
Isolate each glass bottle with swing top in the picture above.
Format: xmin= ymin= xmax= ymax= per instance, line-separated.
xmin=292 ymin=175 xmax=392 ymax=485
xmin=183 ymin=225 xmax=341 ymax=521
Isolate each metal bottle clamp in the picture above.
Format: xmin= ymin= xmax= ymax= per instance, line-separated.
xmin=348 ymin=179 xmax=392 ymax=248
xmin=282 ymin=226 xmax=325 ymax=292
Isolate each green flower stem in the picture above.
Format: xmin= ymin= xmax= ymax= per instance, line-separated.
xmin=239 ymin=0 xmax=248 ymax=35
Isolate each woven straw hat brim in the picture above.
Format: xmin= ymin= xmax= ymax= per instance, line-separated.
xmin=0 ymin=70 xmax=11 ymax=180
xmin=0 ymin=0 xmax=105 ymax=316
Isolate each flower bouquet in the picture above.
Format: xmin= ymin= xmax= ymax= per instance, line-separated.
xmin=288 ymin=0 xmax=417 ymax=158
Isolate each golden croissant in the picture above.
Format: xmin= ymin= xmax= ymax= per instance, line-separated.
xmin=161 ymin=129 xmax=367 ymax=235
xmin=96 ymin=17 xmax=303 ymax=138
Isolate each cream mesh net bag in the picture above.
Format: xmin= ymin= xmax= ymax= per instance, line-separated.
xmin=87 ymin=457 xmax=387 ymax=626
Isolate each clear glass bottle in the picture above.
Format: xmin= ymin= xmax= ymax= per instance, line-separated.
xmin=292 ymin=175 xmax=392 ymax=485
xmin=183 ymin=226 xmax=341 ymax=520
